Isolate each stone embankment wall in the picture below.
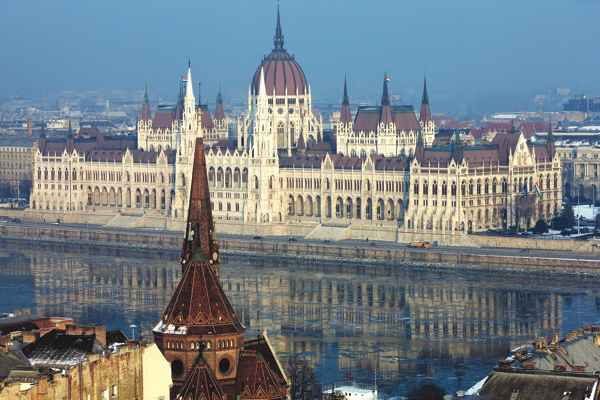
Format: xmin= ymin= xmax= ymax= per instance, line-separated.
xmin=2 ymin=225 xmax=600 ymax=275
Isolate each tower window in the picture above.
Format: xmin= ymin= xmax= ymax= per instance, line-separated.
xmin=219 ymin=358 xmax=231 ymax=374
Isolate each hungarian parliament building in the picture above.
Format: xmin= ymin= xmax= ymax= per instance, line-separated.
xmin=29 ymin=9 xmax=562 ymax=241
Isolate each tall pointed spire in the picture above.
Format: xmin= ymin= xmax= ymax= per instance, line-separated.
xmin=259 ymin=67 xmax=267 ymax=97
xmin=422 ymin=75 xmax=429 ymax=105
xmin=380 ymin=73 xmax=392 ymax=124
xmin=420 ymin=74 xmax=432 ymax=124
xmin=185 ymin=64 xmax=194 ymax=101
xmin=40 ymin=119 xmax=46 ymax=138
xmin=214 ymin=82 xmax=225 ymax=123
xmin=216 ymin=82 xmax=222 ymax=105
xmin=381 ymin=74 xmax=390 ymax=107
xmin=342 ymin=75 xmax=349 ymax=106
xmin=180 ymin=137 xmax=221 ymax=273
xmin=141 ymin=81 xmax=152 ymax=122
xmin=274 ymin=3 xmax=284 ymax=50
xmin=340 ymin=75 xmax=352 ymax=125
xmin=143 ymin=80 xmax=149 ymax=105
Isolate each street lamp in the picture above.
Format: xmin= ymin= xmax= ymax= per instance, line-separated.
xmin=129 ymin=324 xmax=137 ymax=340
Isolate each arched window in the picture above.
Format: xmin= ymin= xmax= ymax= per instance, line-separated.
xmin=423 ymin=181 xmax=428 ymax=195
xmin=442 ymin=181 xmax=447 ymax=196
xmin=451 ymin=181 xmax=457 ymax=196
xmin=492 ymin=179 xmax=497 ymax=194
xmin=414 ymin=181 xmax=419 ymax=195
xmin=484 ymin=179 xmax=489 ymax=194
xmin=461 ymin=181 xmax=466 ymax=196
xmin=469 ymin=181 xmax=473 ymax=195
xmin=432 ymin=181 xmax=438 ymax=195
xmin=476 ymin=180 xmax=481 ymax=195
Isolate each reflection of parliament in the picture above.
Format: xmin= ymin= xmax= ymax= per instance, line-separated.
xmin=30 ymin=8 xmax=561 ymax=236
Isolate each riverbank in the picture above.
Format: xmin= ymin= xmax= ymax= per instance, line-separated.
xmin=2 ymin=225 xmax=600 ymax=276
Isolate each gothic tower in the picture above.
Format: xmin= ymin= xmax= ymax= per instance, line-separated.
xmin=154 ymin=136 xmax=246 ymax=397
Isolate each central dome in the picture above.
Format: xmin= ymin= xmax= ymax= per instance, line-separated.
xmin=251 ymin=8 xmax=307 ymax=96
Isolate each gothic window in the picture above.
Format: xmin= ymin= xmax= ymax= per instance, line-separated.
xmin=469 ymin=181 xmax=473 ymax=195
xmin=451 ymin=182 xmax=457 ymax=196
xmin=476 ymin=180 xmax=481 ymax=195
xmin=432 ymin=181 xmax=438 ymax=195
xmin=235 ymin=203 xmax=240 ymax=212
xmin=414 ymin=181 xmax=419 ymax=195
xmin=442 ymin=181 xmax=447 ymax=196
xmin=484 ymin=179 xmax=489 ymax=194
xmin=554 ymin=174 xmax=558 ymax=189
xmin=360 ymin=149 xmax=366 ymax=158
xmin=277 ymin=122 xmax=284 ymax=147
xmin=492 ymin=179 xmax=497 ymax=194
xmin=423 ymin=181 xmax=428 ymax=195
xmin=218 ymin=202 xmax=222 ymax=211
xmin=461 ymin=181 xmax=466 ymax=196
xmin=351 ymin=149 xmax=356 ymax=158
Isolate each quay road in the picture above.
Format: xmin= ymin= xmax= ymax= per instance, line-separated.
xmin=2 ymin=220 xmax=600 ymax=263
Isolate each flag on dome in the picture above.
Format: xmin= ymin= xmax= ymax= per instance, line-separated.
xmin=182 ymin=77 xmax=188 ymax=82
xmin=386 ymin=77 xmax=391 ymax=82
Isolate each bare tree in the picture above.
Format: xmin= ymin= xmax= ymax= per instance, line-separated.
xmin=515 ymin=195 xmax=536 ymax=231
xmin=285 ymin=355 xmax=322 ymax=400
xmin=406 ymin=382 xmax=446 ymax=400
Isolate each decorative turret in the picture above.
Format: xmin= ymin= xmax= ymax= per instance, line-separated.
xmin=66 ymin=118 xmax=75 ymax=153
xmin=380 ymin=74 xmax=392 ymax=125
xmin=140 ymin=81 xmax=152 ymax=123
xmin=419 ymin=75 xmax=431 ymax=124
xmin=214 ymin=82 xmax=225 ymax=123
xmin=414 ymin=126 xmax=424 ymax=162
xmin=340 ymin=75 xmax=352 ymax=126
xmin=297 ymin=132 xmax=306 ymax=155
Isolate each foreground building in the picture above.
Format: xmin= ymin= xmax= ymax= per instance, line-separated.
xmin=152 ymin=134 xmax=289 ymax=399
xmin=0 ymin=319 xmax=172 ymax=399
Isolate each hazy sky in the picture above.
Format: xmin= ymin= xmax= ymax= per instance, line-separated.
xmin=2 ymin=0 xmax=599 ymax=111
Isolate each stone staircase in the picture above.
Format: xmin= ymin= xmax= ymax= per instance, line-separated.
xmin=104 ymin=213 xmax=145 ymax=229
xmin=305 ymin=224 xmax=350 ymax=241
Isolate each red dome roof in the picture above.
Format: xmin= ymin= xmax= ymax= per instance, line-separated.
xmin=251 ymin=7 xmax=307 ymax=96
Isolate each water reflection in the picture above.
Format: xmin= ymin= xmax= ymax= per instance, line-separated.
xmin=1 ymin=241 xmax=600 ymax=396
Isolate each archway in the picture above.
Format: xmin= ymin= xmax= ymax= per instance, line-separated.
xmin=336 ymin=197 xmax=343 ymax=218
xmin=288 ymin=195 xmax=295 ymax=215
xmin=386 ymin=199 xmax=394 ymax=220
xmin=397 ymin=199 xmax=404 ymax=220
xmin=345 ymin=197 xmax=353 ymax=219
xmin=376 ymin=199 xmax=385 ymax=220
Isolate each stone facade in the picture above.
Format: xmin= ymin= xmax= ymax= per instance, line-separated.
xmin=0 ymin=137 xmax=37 ymax=196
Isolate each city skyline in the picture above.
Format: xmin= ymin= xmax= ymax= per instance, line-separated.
xmin=1 ymin=0 xmax=599 ymax=115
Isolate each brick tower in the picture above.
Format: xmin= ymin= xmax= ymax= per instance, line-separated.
xmin=154 ymin=135 xmax=289 ymax=400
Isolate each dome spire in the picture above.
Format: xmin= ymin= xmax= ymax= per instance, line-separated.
xmin=216 ymin=82 xmax=222 ymax=105
xmin=274 ymin=2 xmax=284 ymax=50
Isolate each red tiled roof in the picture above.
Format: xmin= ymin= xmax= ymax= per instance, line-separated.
xmin=214 ymin=103 xmax=225 ymax=122
xmin=491 ymin=134 xmax=520 ymax=164
xmin=177 ymin=358 xmax=225 ymax=400
xmin=152 ymin=109 xmax=178 ymax=129
xmin=470 ymin=128 xmax=484 ymax=139
xmin=200 ymin=105 xmax=214 ymax=132
xmin=140 ymin=104 xmax=151 ymax=122
xmin=235 ymin=349 xmax=287 ymax=400
xmin=78 ymin=128 xmax=101 ymax=138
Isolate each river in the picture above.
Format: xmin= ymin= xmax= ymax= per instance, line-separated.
xmin=1 ymin=241 xmax=600 ymax=397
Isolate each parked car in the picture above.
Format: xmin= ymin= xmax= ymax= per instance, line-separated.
xmin=520 ymin=232 xmax=532 ymax=237
xmin=51 ymin=221 xmax=60 ymax=225
xmin=322 ymin=240 xmax=332 ymax=244
xmin=520 ymin=249 xmax=530 ymax=253
xmin=252 ymin=236 xmax=263 ymax=240
xmin=11 ymin=218 xmax=22 ymax=224
xmin=369 ymin=243 xmax=378 ymax=247
xmin=0 ymin=219 xmax=7 ymax=224
xmin=288 ymin=238 xmax=298 ymax=242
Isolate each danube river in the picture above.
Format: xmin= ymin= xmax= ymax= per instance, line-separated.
xmin=2 ymin=241 xmax=600 ymax=397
